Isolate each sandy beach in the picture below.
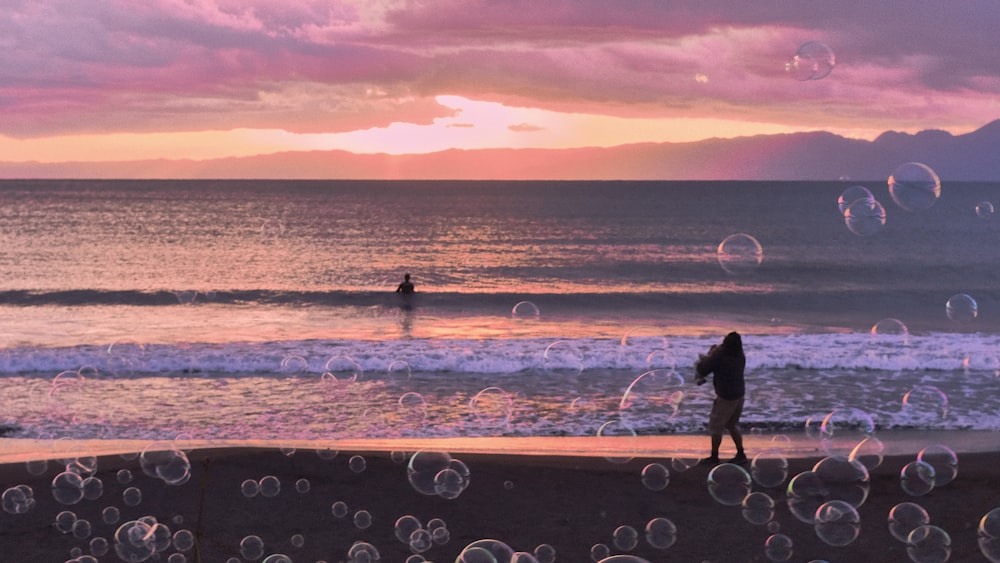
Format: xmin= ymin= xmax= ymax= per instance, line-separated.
xmin=2 ymin=433 xmax=998 ymax=562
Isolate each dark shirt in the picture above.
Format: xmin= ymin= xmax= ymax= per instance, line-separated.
xmin=695 ymin=347 xmax=746 ymax=400
xmin=396 ymin=281 xmax=414 ymax=295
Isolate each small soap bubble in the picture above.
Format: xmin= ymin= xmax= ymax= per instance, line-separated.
xmin=888 ymin=162 xmax=941 ymax=211
xmin=395 ymin=515 xmax=423 ymax=544
xmin=978 ymin=507 xmax=1000 ymax=561
xmin=295 ymin=478 xmax=311 ymax=493
xmin=173 ymin=529 xmax=195 ymax=552
xmin=90 ymin=536 xmax=109 ymax=557
xmin=742 ymin=491 xmax=776 ymax=525
xmin=322 ymin=355 xmax=364 ymax=382
xmin=240 ymin=535 xmax=265 ymax=560
xmin=849 ymin=435 xmax=886 ymax=472
xmin=889 ymin=501 xmax=931 ymax=543
xmin=259 ymin=475 xmax=280 ymax=497
xmin=613 ymin=525 xmax=639 ymax=551
xmin=25 ymin=459 xmax=48 ymax=476
xmin=116 ymin=469 xmax=133 ymax=484
xmin=597 ymin=418 xmax=638 ymax=464
xmin=917 ymin=444 xmax=958 ymax=486
xmin=785 ymin=41 xmax=835 ymax=81
xmin=82 ymin=476 xmax=104 ymax=500
xmin=751 ymin=450 xmax=789 ymax=488
xmin=644 ymin=517 xmax=677 ymax=549
xmin=590 ymin=543 xmax=611 ymax=561
xmin=504 ymin=480 xmax=515 ymax=490
xmin=812 ymin=455 xmax=870 ymax=508
xmin=707 ymin=463 xmax=753 ymax=506
xmin=241 ymin=479 xmax=260 ymax=498
xmin=55 ymin=510 xmax=78 ymax=533
xmin=122 ymin=486 xmax=142 ymax=507
xmin=641 ymin=463 xmax=670 ymax=491
xmin=102 ymin=505 xmax=121 ymax=525
xmin=353 ymin=509 xmax=373 ymax=529
xmin=434 ymin=467 xmax=467 ymax=499
xmin=168 ymin=554 xmax=188 ymax=563
xmin=717 ymin=233 xmax=763 ymax=275
xmin=764 ymin=533 xmax=794 ymax=561
xmin=838 ymin=185 xmax=875 ymax=215
xmin=543 ymin=340 xmax=584 ymax=374
xmin=976 ymin=201 xmax=995 ymax=219
xmin=348 ymin=455 xmax=367 ymax=473
xmin=814 ymin=500 xmax=860 ymax=546
xmin=410 ymin=529 xmax=433 ymax=553
xmin=900 ymin=460 xmax=936 ymax=496
xmin=946 ymin=293 xmax=977 ymax=323
xmin=844 ymin=198 xmax=887 ymax=236
xmin=331 ymin=500 xmax=348 ymax=518
xmin=387 ymin=359 xmax=412 ymax=383
xmin=907 ymin=525 xmax=951 ymax=563
xmin=52 ymin=471 xmax=85 ymax=505
xmin=787 ymin=470 xmax=829 ymax=524
xmin=72 ymin=518 xmax=93 ymax=539
xmin=290 ymin=533 xmax=305 ymax=548
xmin=512 ymin=300 xmax=540 ymax=318
xmin=469 ymin=386 xmax=513 ymax=429
xmin=280 ymin=355 xmax=308 ymax=375
xmin=670 ymin=456 xmax=699 ymax=473
xmin=871 ymin=318 xmax=909 ymax=338
xmin=901 ymin=386 xmax=949 ymax=423
xmin=820 ymin=407 xmax=875 ymax=457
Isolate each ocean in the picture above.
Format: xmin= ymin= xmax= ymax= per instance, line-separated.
xmin=1 ymin=179 xmax=999 ymax=445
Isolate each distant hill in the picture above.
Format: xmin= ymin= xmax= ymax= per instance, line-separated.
xmin=2 ymin=120 xmax=999 ymax=180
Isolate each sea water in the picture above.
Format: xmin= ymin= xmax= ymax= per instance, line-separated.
xmin=1 ymin=179 xmax=998 ymax=442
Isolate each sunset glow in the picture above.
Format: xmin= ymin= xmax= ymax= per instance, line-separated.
xmin=1 ymin=1 xmax=998 ymax=176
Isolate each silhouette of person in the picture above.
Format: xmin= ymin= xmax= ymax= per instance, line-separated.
xmin=396 ymin=273 xmax=415 ymax=295
xmin=694 ymin=331 xmax=747 ymax=466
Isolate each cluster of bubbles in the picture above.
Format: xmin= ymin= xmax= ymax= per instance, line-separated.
xmin=330 ymin=499 xmax=373 ymax=531
xmin=394 ymin=515 xmax=451 ymax=555
xmin=837 ymin=185 xmax=886 ymax=236
xmin=785 ymin=41 xmax=836 ymax=81
xmin=241 ymin=474 xmax=282 ymax=498
xmin=717 ymin=233 xmax=764 ymax=275
xmin=406 ymin=451 xmax=471 ymax=500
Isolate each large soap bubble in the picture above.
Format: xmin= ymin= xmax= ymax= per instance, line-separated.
xmin=458 ymin=539 xmax=515 ymax=563
xmin=764 ymin=533 xmax=794 ymax=561
xmin=844 ymin=198 xmax=886 ymax=236
xmin=612 ymin=525 xmax=639 ymax=551
xmin=837 ymin=186 xmax=875 ymax=215
xmin=814 ymin=500 xmax=860 ymax=546
xmin=640 ymin=462 xmax=670 ymax=491
xmin=644 ymin=517 xmax=677 ymax=549
xmin=946 ymin=293 xmax=977 ymax=323
xmin=889 ymin=501 xmax=931 ymax=543
xmin=979 ymin=508 xmax=1000 ymax=561
xmin=888 ymin=162 xmax=941 ymax=211
xmin=907 ymin=525 xmax=951 ymax=563
xmin=707 ymin=463 xmax=753 ymax=506
xmin=717 ymin=234 xmax=763 ymax=275
xmin=751 ymin=450 xmax=789 ymax=488
xmin=900 ymin=460 xmax=936 ymax=496
xmin=785 ymin=41 xmax=836 ymax=81
xmin=871 ymin=318 xmax=908 ymax=338
xmin=916 ymin=444 xmax=958 ymax=487
xmin=901 ymin=386 xmax=949 ymax=425
xmin=742 ymin=491 xmax=776 ymax=525
xmin=819 ymin=407 xmax=875 ymax=457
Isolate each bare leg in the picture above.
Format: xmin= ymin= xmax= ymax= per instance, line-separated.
xmin=729 ymin=427 xmax=744 ymax=456
xmin=710 ymin=434 xmax=722 ymax=458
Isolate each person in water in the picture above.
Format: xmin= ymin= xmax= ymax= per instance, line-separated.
xmin=694 ymin=331 xmax=747 ymax=466
xmin=396 ymin=273 xmax=415 ymax=295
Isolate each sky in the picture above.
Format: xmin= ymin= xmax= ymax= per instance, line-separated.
xmin=1 ymin=0 xmax=999 ymax=169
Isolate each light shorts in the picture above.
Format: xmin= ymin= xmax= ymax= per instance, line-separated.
xmin=707 ymin=396 xmax=745 ymax=434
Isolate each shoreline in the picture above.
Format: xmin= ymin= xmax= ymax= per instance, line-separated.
xmin=1 ymin=432 xmax=998 ymax=561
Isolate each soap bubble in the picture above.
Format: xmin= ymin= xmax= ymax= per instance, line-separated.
xmin=707 ymin=463 xmax=752 ymax=506
xmin=52 ymin=471 xmax=85 ymax=505
xmin=122 ymin=486 xmax=142 ymax=506
xmin=670 ymin=456 xmax=699 ymax=473
xmin=140 ymin=447 xmax=191 ymax=486
xmin=512 ymin=301 xmax=540 ymax=318
xmin=907 ymin=525 xmax=951 ymax=563
xmin=72 ymin=518 xmax=93 ymax=539
xmin=434 ymin=466 xmax=469 ymax=499
xmin=946 ymin=293 xmax=977 ymax=323
xmin=25 ymin=459 xmax=48 ymax=476
xmin=240 ymin=479 xmax=260 ymax=498
xmin=295 ymin=478 xmax=311 ymax=493
xmin=239 ymin=535 xmax=265 ymax=560
xmin=814 ymin=500 xmax=860 ymax=546
xmin=751 ymin=450 xmax=789 ymax=488
xmin=459 ymin=539 xmax=515 ymax=563
xmin=590 ymin=543 xmax=611 ymax=561
xmin=901 ymin=386 xmax=949 ymax=424
xmin=543 ymin=340 xmax=584 ymax=374
xmin=812 ymin=455 xmax=870 ymax=508
xmin=331 ymin=501 xmax=349 ymax=518
xmin=787 ymin=470 xmax=829 ymax=524
xmin=837 ymin=186 xmax=875 ymax=215
xmin=597 ymin=419 xmax=637 ymax=464
xmin=102 ymin=506 xmax=121 ymax=525
xmin=90 ymin=536 xmax=109 ymax=557
xmin=900 ymin=460 xmax=936 ymax=496
xmin=2 ymin=485 xmax=35 ymax=514
xmin=888 ymin=162 xmax=941 ymax=212
xmin=717 ymin=233 xmax=763 ymax=275
xmin=844 ymin=198 xmax=886 ymax=236
xmin=290 ymin=533 xmax=305 ymax=548
xmin=889 ymin=502 xmax=931 ymax=543
xmin=81 ymin=476 xmax=103 ymax=500
xmin=349 ymin=455 xmax=367 ymax=473
xmin=764 ymin=533 xmax=794 ymax=561
xmin=619 ymin=369 xmax=685 ymax=418
xmin=55 ymin=509 xmax=77 ymax=533
xmin=978 ymin=508 xmax=1000 ymax=561
xmin=597 ymin=557 xmax=651 ymax=563
xmin=410 ymin=529 xmax=433 ymax=553
xmin=785 ymin=41 xmax=835 ymax=81
xmin=917 ymin=444 xmax=958 ymax=486
xmin=820 ymin=407 xmax=875 ymax=457
xmin=848 ymin=435 xmax=886 ymax=472
xmin=173 ymin=529 xmax=195 ymax=552
xmin=117 ymin=469 xmax=134 ymax=484
xmin=641 ymin=463 xmax=670 ymax=491
xmin=469 ymin=386 xmax=513 ymax=429
xmin=260 ymin=219 xmax=284 ymax=238
xmin=395 ymin=515 xmax=423 ymax=544
xmin=408 ymin=451 xmax=453 ymax=495
xmin=279 ymin=355 xmax=308 ymax=375
xmin=259 ymin=475 xmax=280 ymax=497
xmin=742 ymin=491 xmax=776 ymax=525
xmin=976 ymin=201 xmax=995 ymax=219
xmin=353 ymin=509 xmax=373 ymax=529
xmin=644 ymin=517 xmax=677 ymax=549
xmin=533 ymin=544 xmax=556 ymax=563
xmin=871 ymin=318 xmax=909 ymax=338
xmin=612 ymin=525 xmax=639 ymax=551
xmin=262 ymin=555 xmax=293 ymax=563
xmin=322 ymin=355 xmax=364 ymax=382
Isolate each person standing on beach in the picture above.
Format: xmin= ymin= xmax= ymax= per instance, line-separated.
xmin=695 ymin=331 xmax=747 ymax=466
xmin=396 ymin=273 xmax=415 ymax=295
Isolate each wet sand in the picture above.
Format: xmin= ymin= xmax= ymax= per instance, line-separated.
xmin=1 ymin=434 xmax=999 ymax=562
